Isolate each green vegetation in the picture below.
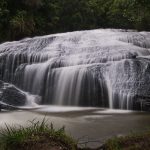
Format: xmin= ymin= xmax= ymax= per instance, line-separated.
xmin=103 ymin=131 xmax=150 ymax=150
xmin=0 ymin=0 xmax=150 ymax=43
xmin=0 ymin=119 xmax=150 ymax=150
xmin=0 ymin=119 xmax=77 ymax=150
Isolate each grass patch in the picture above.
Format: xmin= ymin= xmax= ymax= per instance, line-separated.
xmin=0 ymin=118 xmax=77 ymax=150
xmin=103 ymin=131 xmax=150 ymax=150
xmin=1 ymin=119 xmax=150 ymax=150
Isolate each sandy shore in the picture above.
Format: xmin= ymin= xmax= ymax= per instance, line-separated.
xmin=0 ymin=106 xmax=150 ymax=148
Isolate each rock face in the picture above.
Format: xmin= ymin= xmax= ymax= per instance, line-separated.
xmin=0 ymin=80 xmax=26 ymax=106
xmin=0 ymin=29 xmax=150 ymax=110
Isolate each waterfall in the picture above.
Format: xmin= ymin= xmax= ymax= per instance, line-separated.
xmin=0 ymin=29 xmax=150 ymax=110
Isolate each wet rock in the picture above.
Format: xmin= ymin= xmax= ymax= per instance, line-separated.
xmin=0 ymin=81 xmax=26 ymax=106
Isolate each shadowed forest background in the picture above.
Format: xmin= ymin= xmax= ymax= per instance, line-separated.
xmin=0 ymin=0 xmax=150 ymax=43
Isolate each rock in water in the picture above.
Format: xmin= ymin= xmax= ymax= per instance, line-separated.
xmin=0 ymin=80 xmax=26 ymax=106
xmin=0 ymin=29 xmax=150 ymax=110
xmin=1 ymin=87 xmax=26 ymax=106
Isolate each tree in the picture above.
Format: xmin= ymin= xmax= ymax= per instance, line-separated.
xmin=0 ymin=0 xmax=150 ymax=43
xmin=10 ymin=11 xmax=35 ymax=40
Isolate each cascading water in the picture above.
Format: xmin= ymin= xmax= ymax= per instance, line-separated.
xmin=0 ymin=29 xmax=150 ymax=110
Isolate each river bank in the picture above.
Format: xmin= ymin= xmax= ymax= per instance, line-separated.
xmin=0 ymin=106 xmax=150 ymax=148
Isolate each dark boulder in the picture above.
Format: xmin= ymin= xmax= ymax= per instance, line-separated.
xmin=0 ymin=81 xmax=26 ymax=106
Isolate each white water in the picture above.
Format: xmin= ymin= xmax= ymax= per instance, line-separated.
xmin=0 ymin=29 xmax=150 ymax=110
